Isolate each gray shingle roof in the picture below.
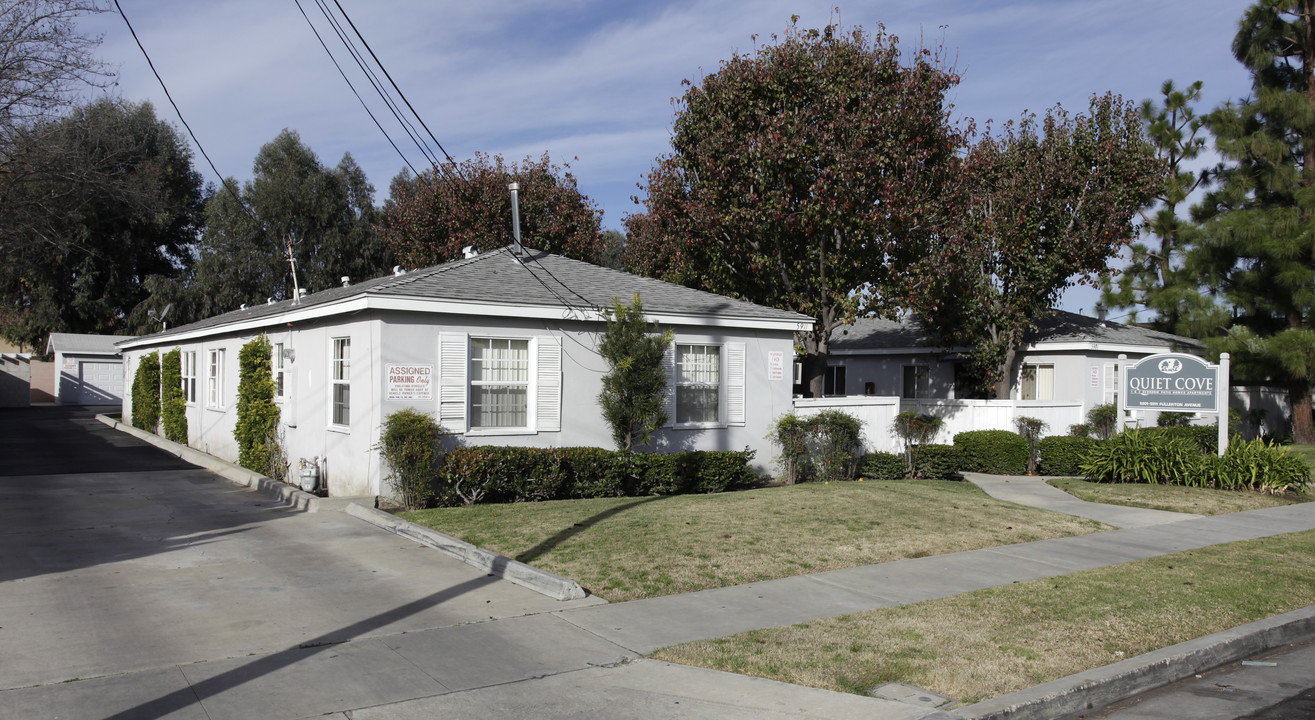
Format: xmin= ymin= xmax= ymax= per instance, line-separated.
xmin=48 ymin=333 xmax=135 ymax=355
xmin=126 ymin=247 xmax=811 ymax=344
xmin=830 ymin=310 xmax=1204 ymax=352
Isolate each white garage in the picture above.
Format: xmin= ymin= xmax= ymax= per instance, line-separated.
xmin=46 ymin=333 xmax=134 ymax=406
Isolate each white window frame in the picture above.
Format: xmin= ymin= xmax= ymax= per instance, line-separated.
xmin=330 ymin=337 xmax=350 ymax=428
xmin=1020 ymin=363 xmax=1055 ymax=401
xmin=468 ymin=337 xmax=532 ymax=431
xmin=273 ymin=342 xmax=286 ymax=400
xmin=206 ymin=349 xmax=224 ymax=409
xmin=181 ymin=350 xmax=197 ymax=404
xmin=1103 ymin=362 xmax=1120 ymax=406
xmin=674 ymin=343 xmax=723 ymax=427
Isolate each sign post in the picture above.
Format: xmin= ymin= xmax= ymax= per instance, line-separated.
xmin=1122 ymin=352 xmax=1231 ymax=456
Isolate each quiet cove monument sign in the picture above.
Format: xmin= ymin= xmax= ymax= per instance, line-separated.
xmin=1118 ymin=352 xmax=1231 ymax=455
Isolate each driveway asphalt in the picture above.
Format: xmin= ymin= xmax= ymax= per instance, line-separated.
xmin=0 ymin=407 xmax=936 ymax=720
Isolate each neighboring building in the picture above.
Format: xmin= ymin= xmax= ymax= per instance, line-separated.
xmin=821 ymin=310 xmax=1205 ymax=415
xmin=47 ymin=333 xmax=134 ymax=405
xmin=116 ymin=248 xmax=813 ymax=497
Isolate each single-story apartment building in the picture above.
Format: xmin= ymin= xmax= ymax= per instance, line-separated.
xmin=117 ymin=247 xmax=813 ymax=497
xmin=47 ymin=332 xmax=134 ymax=405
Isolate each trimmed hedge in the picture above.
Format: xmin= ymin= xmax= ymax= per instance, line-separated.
xmin=862 ymin=452 xmax=905 ymax=480
xmin=913 ymin=444 xmax=962 ymax=479
xmin=953 ymin=430 xmax=1028 ymax=475
xmin=1039 ymin=436 xmax=1101 ymax=476
xmin=435 ymin=446 xmax=757 ymax=506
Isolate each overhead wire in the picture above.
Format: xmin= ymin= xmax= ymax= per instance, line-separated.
xmin=291 ymin=0 xmax=420 ymax=176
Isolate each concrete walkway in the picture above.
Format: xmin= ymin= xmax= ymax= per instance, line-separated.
xmin=962 ymin=472 xmax=1204 ymax=528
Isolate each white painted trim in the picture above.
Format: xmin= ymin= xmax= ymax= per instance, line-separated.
xmin=117 ymin=296 xmax=810 ymax=350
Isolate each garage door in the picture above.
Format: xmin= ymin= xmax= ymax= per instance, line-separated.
xmin=75 ymin=361 xmax=124 ymax=405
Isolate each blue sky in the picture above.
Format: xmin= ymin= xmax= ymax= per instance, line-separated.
xmin=82 ymin=1 xmax=1258 ymax=316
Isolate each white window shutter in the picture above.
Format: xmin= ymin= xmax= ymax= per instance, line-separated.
xmin=535 ymin=337 xmax=562 ymax=432
xmin=726 ymin=342 xmax=746 ymax=426
xmin=439 ymin=332 xmax=467 ymax=430
xmin=662 ymin=342 xmax=676 ymax=427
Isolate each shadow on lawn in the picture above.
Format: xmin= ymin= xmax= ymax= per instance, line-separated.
xmin=515 ymin=495 xmax=667 ymax=564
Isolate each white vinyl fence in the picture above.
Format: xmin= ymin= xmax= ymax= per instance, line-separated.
xmin=793 ymin=396 xmax=902 ymax=453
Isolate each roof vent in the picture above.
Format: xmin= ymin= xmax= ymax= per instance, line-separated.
xmin=240 ymin=304 xmax=248 ymax=310
xmin=267 ymin=297 xmax=275 ymax=305
xmin=462 ymin=245 xmax=478 ymax=259
xmin=298 ymin=288 xmax=309 ymax=299
xmin=341 ymin=276 xmax=350 ymax=287
xmin=1095 ymin=303 xmax=1108 ymax=322
xmin=392 ymin=265 xmax=406 ymax=277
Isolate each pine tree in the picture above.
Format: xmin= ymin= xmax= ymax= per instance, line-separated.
xmin=597 ymin=294 xmax=673 ymax=451
xmin=1194 ymin=0 xmax=1315 ymax=444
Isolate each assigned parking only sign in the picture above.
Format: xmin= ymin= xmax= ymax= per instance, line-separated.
xmin=385 ymin=364 xmax=433 ymax=401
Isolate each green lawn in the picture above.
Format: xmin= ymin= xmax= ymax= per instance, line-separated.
xmin=654 ymin=529 xmax=1315 ymax=706
xmin=1290 ymin=444 xmax=1315 ymax=474
xmin=401 ymin=479 xmax=1105 ymax=602
xmin=1047 ymin=477 xmax=1306 ymax=515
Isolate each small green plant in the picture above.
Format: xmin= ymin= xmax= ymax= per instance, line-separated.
xmin=597 ymin=294 xmax=674 ymax=450
xmin=1206 ymin=439 xmax=1309 ymax=495
xmin=1087 ymin=403 xmax=1118 ymax=440
xmin=160 ymin=348 xmax=188 ymax=444
xmin=769 ymin=411 xmax=864 ymax=483
xmin=953 ymin=430 xmax=1029 ymax=475
xmin=131 ymin=350 xmax=161 ymax=432
xmin=235 ymin=335 xmax=282 ymax=477
xmin=1081 ymin=429 xmax=1202 ymax=484
xmin=1156 ymin=411 xmax=1193 ymax=428
xmin=1068 ymin=423 xmax=1093 ymax=438
xmin=891 ymin=411 xmax=944 ymax=478
xmin=1014 ymin=416 xmax=1047 ymax=475
xmin=377 ymin=409 xmax=444 ymax=510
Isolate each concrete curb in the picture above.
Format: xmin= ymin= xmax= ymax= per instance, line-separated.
xmin=346 ymin=503 xmax=589 ymax=602
xmin=93 ymin=413 xmax=361 ymax=513
xmin=956 ymin=604 xmax=1315 ymax=720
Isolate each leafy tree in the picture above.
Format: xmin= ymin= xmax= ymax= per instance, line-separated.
xmin=381 ymin=152 xmax=606 ymax=268
xmin=623 ymin=20 xmax=966 ymax=397
xmin=597 ymin=228 xmax=626 ymax=270
xmin=190 ymin=130 xmax=391 ymax=318
xmin=910 ymin=94 xmax=1162 ymax=398
xmin=597 ymin=294 xmax=673 ymax=450
xmin=1104 ymin=80 xmax=1217 ymax=334
xmin=1192 ymin=0 xmax=1315 ymax=444
xmin=891 ymin=410 xmax=944 ymax=479
xmin=0 ymin=98 xmax=204 ymax=348
xmin=235 ymin=335 xmax=282 ymax=477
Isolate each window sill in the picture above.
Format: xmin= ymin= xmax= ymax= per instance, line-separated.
xmin=205 ymin=405 xmax=226 ymax=412
xmin=671 ymin=422 xmax=726 ymax=430
xmin=465 ymin=428 xmax=537 ymax=437
xmin=327 ymin=424 xmax=350 ymax=435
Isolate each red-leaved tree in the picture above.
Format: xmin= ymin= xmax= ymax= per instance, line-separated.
xmin=381 ymin=152 xmax=606 ymax=268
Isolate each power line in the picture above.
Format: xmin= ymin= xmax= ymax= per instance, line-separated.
xmin=113 ymin=0 xmax=257 ymax=221
xmin=291 ymin=0 xmax=420 ymax=176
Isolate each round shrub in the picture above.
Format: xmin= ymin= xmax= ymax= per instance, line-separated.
xmin=953 ymin=430 xmax=1028 ymax=475
xmin=912 ymin=444 xmax=962 ymax=479
xmin=378 ymin=409 xmax=444 ymax=510
xmin=1038 ymin=436 xmax=1100 ymax=476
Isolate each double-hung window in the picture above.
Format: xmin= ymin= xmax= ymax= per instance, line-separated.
xmin=206 ymin=349 xmax=224 ymax=408
xmin=676 ymin=344 xmax=721 ymax=424
xmin=181 ymin=351 xmax=197 ymax=403
xmin=331 ymin=338 xmax=350 ymax=426
xmin=1020 ymin=364 xmax=1055 ymax=400
xmin=273 ymin=342 xmax=286 ymax=399
xmin=469 ymin=338 xmax=529 ymax=428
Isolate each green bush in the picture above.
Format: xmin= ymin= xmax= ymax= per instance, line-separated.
xmin=953 ymin=430 xmax=1028 ymax=475
xmin=1081 ymin=429 xmax=1202 ymax=484
xmin=160 ymin=348 xmax=187 ymax=444
xmin=1142 ymin=425 xmax=1218 ymax=454
xmin=1088 ymin=403 xmax=1118 ymax=440
xmin=378 ymin=409 xmax=444 ymax=510
xmin=1039 ymin=436 xmax=1100 ymax=476
xmin=1205 ymin=439 xmax=1309 ymax=495
xmin=131 ymin=350 xmax=161 ymax=432
xmin=862 ymin=452 xmax=905 ymax=480
xmin=768 ymin=411 xmax=864 ymax=483
xmin=435 ymin=446 xmax=757 ymax=506
xmin=1157 ymin=411 xmax=1193 ymax=427
xmin=1068 ymin=423 xmax=1093 ymax=438
xmin=235 ymin=336 xmax=283 ymax=479
xmin=1014 ymin=416 xmax=1047 ymax=475
xmin=912 ymin=444 xmax=962 ymax=479
xmin=892 ymin=410 xmax=945 ymax=479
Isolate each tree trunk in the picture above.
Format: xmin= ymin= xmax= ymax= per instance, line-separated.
xmin=993 ymin=345 xmax=1018 ymax=400
xmin=1290 ymin=379 xmax=1315 ymax=446
xmin=803 ymin=353 xmax=827 ymax=399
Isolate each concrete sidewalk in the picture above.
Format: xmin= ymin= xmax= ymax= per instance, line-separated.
xmin=963 ymin=472 xmax=1204 ymax=528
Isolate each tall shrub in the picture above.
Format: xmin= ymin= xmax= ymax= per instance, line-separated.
xmin=953 ymin=430 xmax=1028 ymax=475
xmin=131 ymin=351 xmax=161 ymax=432
xmin=597 ymin=294 xmax=673 ymax=450
xmin=891 ymin=410 xmax=944 ymax=478
xmin=769 ymin=411 xmax=864 ymax=483
xmin=1014 ymin=416 xmax=1047 ymax=475
xmin=160 ymin=348 xmax=188 ymax=443
xmin=377 ymin=409 xmax=443 ymax=510
xmin=1087 ymin=403 xmax=1118 ymax=440
xmin=235 ymin=335 xmax=282 ymax=478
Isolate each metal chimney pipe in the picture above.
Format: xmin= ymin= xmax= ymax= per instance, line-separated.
xmin=509 ymin=182 xmax=523 ymax=255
